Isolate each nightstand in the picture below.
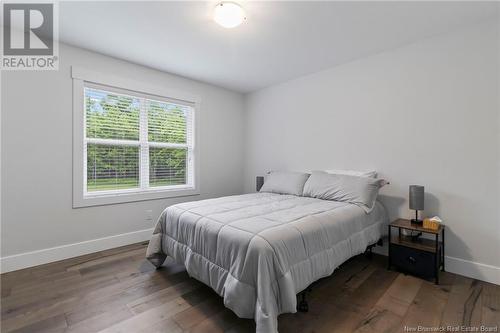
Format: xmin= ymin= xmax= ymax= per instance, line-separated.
xmin=388 ymin=218 xmax=445 ymax=284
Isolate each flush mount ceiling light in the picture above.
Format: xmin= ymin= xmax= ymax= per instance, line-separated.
xmin=213 ymin=2 xmax=245 ymax=28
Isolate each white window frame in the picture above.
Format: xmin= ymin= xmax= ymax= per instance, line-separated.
xmin=72 ymin=66 xmax=200 ymax=208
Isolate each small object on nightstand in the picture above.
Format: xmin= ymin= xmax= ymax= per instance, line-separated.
xmin=409 ymin=185 xmax=424 ymax=224
xmin=423 ymin=216 xmax=442 ymax=231
xmin=388 ymin=218 xmax=445 ymax=284
xmin=410 ymin=232 xmax=422 ymax=242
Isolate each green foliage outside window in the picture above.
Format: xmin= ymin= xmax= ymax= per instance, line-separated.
xmin=85 ymin=89 xmax=189 ymax=192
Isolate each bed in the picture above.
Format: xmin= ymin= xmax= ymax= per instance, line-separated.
xmin=146 ymin=187 xmax=388 ymax=333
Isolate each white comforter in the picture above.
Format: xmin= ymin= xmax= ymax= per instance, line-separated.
xmin=146 ymin=193 xmax=388 ymax=332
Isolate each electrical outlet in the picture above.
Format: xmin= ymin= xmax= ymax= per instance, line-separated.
xmin=145 ymin=210 xmax=153 ymax=221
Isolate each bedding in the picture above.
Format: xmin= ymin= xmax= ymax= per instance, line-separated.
xmin=303 ymin=171 xmax=386 ymax=213
xmin=146 ymin=193 xmax=388 ymax=333
xmin=259 ymin=171 xmax=310 ymax=195
xmin=325 ymin=169 xmax=377 ymax=178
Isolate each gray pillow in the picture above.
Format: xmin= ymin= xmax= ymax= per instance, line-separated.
xmin=260 ymin=171 xmax=310 ymax=196
xmin=303 ymin=171 xmax=385 ymax=213
xmin=325 ymin=169 xmax=377 ymax=178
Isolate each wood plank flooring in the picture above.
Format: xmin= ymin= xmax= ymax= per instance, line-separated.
xmin=1 ymin=243 xmax=498 ymax=333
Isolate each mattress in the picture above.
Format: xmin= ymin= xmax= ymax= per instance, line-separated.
xmin=146 ymin=192 xmax=388 ymax=333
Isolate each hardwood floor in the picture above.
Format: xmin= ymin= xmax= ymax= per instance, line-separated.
xmin=1 ymin=243 xmax=498 ymax=333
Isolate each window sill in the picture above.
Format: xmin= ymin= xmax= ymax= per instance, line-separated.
xmin=73 ymin=187 xmax=200 ymax=208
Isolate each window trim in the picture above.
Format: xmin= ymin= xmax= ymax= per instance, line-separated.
xmin=72 ymin=66 xmax=200 ymax=208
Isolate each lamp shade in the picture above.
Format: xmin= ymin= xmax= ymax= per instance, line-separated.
xmin=409 ymin=185 xmax=424 ymax=210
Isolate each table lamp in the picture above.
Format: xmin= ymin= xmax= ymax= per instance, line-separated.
xmin=409 ymin=185 xmax=424 ymax=224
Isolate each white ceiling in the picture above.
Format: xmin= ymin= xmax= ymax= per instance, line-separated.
xmin=59 ymin=1 xmax=498 ymax=93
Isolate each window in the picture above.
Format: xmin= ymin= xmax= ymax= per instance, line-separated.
xmin=84 ymin=84 xmax=194 ymax=194
xmin=73 ymin=67 xmax=199 ymax=207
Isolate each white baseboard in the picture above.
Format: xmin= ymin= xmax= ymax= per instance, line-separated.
xmin=373 ymin=240 xmax=499 ymax=285
xmin=2 ymin=230 xmax=499 ymax=285
xmin=0 ymin=228 xmax=153 ymax=274
xmin=445 ymin=256 xmax=500 ymax=285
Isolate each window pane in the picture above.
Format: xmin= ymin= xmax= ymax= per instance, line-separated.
xmin=149 ymin=147 xmax=187 ymax=187
xmin=87 ymin=144 xmax=139 ymax=192
xmin=147 ymin=100 xmax=189 ymax=144
xmin=85 ymin=88 xmax=140 ymax=140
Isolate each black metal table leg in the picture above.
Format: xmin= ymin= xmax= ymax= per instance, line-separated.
xmin=388 ymin=225 xmax=391 ymax=269
xmin=442 ymin=227 xmax=445 ymax=272
xmin=435 ymin=233 xmax=439 ymax=284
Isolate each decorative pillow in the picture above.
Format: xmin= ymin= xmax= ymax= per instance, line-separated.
xmin=260 ymin=171 xmax=310 ymax=196
xmin=325 ymin=169 xmax=377 ymax=178
xmin=303 ymin=171 xmax=386 ymax=213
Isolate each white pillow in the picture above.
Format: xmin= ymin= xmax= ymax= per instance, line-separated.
xmin=260 ymin=171 xmax=310 ymax=196
xmin=325 ymin=169 xmax=377 ymax=178
xmin=303 ymin=171 xmax=385 ymax=213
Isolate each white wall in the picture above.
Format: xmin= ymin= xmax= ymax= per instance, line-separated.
xmin=244 ymin=22 xmax=500 ymax=281
xmin=1 ymin=20 xmax=498 ymax=284
xmin=1 ymin=43 xmax=245 ymax=269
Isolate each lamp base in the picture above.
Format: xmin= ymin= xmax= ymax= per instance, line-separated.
xmin=411 ymin=219 xmax=423 ymax=224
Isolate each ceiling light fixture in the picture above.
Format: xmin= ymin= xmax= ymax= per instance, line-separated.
xmin=214 ymin=2 xmax=245 ymax=29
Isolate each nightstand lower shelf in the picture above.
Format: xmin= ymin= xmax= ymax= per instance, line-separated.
xmin=390 ymin=235 xmax=442 ymax=253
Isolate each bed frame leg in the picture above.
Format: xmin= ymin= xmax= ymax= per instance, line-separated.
xmin=365 ymin=238 xmax=382 ymax=260
xmin=365 ymin=246 xmax=373 ymax=259
xmin=295 ymin=239 xmax=384 ymax=314
xmin=297 ymin=290 xmax=309 ymax=313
